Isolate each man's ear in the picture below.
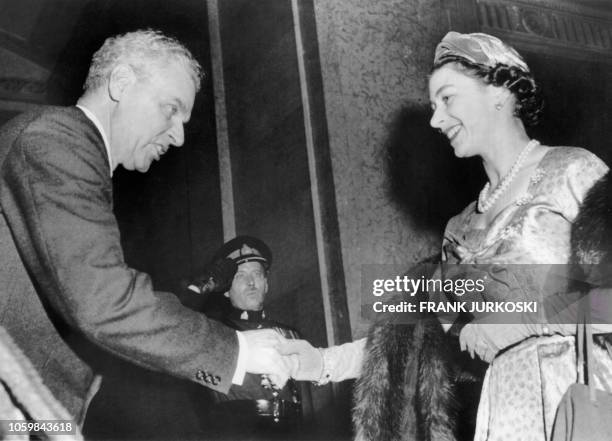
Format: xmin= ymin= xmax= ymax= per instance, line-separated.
xmin=108 ymin=64 xmax=136 ymax=102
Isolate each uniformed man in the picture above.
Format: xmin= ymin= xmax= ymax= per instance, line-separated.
xmin=191 ymin=236 xmax=302 ymax=439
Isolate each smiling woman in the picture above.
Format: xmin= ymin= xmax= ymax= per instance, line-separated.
xmin=279 ymin=31 xmax=610 ymax=441
xmin=427 ymin=32 xmax=610 ymax=441
xmin=429 ymin=32 xmax=543 ymax=167
xmin=429 ymin=65 xmax=504 ymax=159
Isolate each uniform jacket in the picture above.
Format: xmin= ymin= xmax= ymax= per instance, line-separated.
xmin=0 ymin=106 xmax=238 ymax=424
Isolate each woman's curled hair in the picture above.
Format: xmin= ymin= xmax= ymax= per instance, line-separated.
xmin=433 ymin=57 xmax=544 ymax=126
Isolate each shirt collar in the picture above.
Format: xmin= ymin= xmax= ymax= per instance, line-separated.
xmin=228 ymin=307 xmax=266 ymax=322
xmin=76 ymin=104 xmax=113 ymax=176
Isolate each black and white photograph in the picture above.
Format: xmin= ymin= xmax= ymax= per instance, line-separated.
xmin=1 ymin=1 xmax=612 ymax=440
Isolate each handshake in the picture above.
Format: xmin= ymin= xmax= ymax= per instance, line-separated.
xmin=242 ymin=329 xmax=324 ymax=388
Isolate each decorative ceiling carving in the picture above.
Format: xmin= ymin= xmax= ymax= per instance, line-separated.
xmin=0 ymin=0 xmax=87 ymax=105
xmin=476 ymin=0 xmax=612 ymax=63
xmin=0 ymin=46 xmax=49 ymax=107
xmin=0 ymin=78 xmax=47 ymax=102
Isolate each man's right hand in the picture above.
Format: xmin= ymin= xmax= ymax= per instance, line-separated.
xmin=242 ymin=329 xmax=293 ymax=388
xmin=278 ymin=339 xmax=323 ymax=382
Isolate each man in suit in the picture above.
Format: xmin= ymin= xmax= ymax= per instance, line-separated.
xmin=0 ymin=29 xmax=289 ymax=426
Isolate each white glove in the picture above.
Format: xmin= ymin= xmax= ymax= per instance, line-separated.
xmin=277 ymin=339 xmax=323 ymax=381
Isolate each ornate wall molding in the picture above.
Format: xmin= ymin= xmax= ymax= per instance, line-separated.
xmin=476 ymin=0 xmax=612 ymax=63
xmin=0 ymin=99 xmax=45 ymax=114
xmin=0 ymin=77 xmax=47 ymax=102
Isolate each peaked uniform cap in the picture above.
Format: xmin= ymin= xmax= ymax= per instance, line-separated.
xmin=212 ymin=235 xmax=272 ymax=270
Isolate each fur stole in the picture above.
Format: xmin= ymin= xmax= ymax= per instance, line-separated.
xmin=352 ymin=256 xmax=484 ymax=441
xmin=572 ymin=171 xmax=612 ymax=268
xmin=352 ymin=315 xmax=458 ymax=441
xmin=571 ymin=170 xmax=612 ymax=350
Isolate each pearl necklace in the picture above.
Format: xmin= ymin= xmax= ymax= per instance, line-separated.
xmin=477 ymin=139 xmax=539 ymax=213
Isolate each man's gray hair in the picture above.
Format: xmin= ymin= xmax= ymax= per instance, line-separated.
xmin=83 ymin=29 xmax=203 ymax=92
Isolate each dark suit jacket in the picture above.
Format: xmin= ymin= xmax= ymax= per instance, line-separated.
xmin=0 ymin=106 xmax=238 ymax=424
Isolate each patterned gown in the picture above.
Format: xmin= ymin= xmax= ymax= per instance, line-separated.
xmin=442 ymin=146 xmax=612 ymax=441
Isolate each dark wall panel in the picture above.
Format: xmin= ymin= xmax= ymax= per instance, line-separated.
xmin=219 ymin=0 xmax=327 ymax=347
xmin=217 ymin=0 xmax=351 ymax=435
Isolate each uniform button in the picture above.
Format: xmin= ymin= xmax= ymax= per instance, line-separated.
xmin=196 ymin=370 xmax=205 ymax=381
xmin=213 ymin=375 xmax=221 ymax=385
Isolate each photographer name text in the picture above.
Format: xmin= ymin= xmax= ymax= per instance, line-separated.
xmin=372 ymin=300 xmax=538 ymax=313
